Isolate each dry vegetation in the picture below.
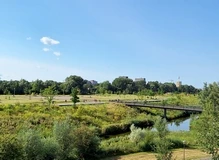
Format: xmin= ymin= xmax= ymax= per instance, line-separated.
xmin=102 ymin=149 xmax=210 ymax=160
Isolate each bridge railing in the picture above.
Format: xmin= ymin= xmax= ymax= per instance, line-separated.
xmin=109 ymin=100 xmax=202 ymax=110
xmin=119 ymin=101 xmax=202 ymax=111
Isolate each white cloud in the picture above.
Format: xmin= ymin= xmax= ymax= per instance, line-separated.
xmin=26 ymin=37 xmax=31 ymax=40
xmin=53 ymin=52 xmax=61 ymax=56
xmin=43 ymin=48 xmax=50 ymax=52
xmin=40 ymin=37 xmax=60 ymax=45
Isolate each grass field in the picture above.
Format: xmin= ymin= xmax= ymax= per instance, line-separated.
xmin=0 ymin=94 xmax=141 ymax=104
xmin=0 ymin=93 xmax=200 ymax=106
xmin=102 ymin=149 xmax=210 ymax=160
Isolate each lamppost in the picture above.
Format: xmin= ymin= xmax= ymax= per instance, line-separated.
xmin=13 ymin=88 xmax=15 ymax=97
xmin=183 ymin=140 xmax=186 ymax=160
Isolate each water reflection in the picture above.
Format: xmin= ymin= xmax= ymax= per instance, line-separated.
xmin=168 ymin=118 xmax=191 ymax=131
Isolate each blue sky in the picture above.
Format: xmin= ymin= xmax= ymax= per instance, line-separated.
xmin=0 ymin=0 xmax=219 ymax=88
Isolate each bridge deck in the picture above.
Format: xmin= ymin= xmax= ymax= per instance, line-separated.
xmin=124 ymin=102 xmax=202 ymax=112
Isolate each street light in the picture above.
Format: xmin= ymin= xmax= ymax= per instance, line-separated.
xmin=183 ymin=140 xmax=186 ymax=160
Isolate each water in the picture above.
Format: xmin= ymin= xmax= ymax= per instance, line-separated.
xmin=168 ymin=117 xmax=191 ymax=131
xmin=106 ymin=116 xmax=195 ymax=138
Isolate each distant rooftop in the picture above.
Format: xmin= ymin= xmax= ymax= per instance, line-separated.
xmin=135 ymin=78 xmax=146 ymax=82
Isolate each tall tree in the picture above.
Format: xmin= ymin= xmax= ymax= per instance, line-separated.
xmin=135 ymin=80 xmax=146 ymax=92
xmin=160 ymin=83 xmax=177 ymax=93
xmin=31 ymin=79 xmax=44 ymax=94
xmin=19 ymin=79 xmax=31 ymax=95
xmin=64 ymin=75 xmax=84 ymax=94
xmin=97 ymin=81 xmax=113 ymax=94
xmin=195 ymin=82 xmax=219 ymax=159
xmin=71 ymin=88 xmax=80 ymax=106
xmin=112 ymin=77 xmax=134 ymax=94
xmin=147 ymin=81 xmax=160 ymax=92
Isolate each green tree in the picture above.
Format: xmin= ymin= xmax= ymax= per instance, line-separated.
xmin=64 ymin=75 xmax=85 ymax=94
xmin=97 ymin=81 xmax=113 ymax=94
xmin=147 ymin=81 xmax=160 ymax=92
xmin=154 ymin=117 xmax=172 ymax=160
xmin=31 ymin=79 xmax=45 ymax=94
xmin=42 ymin=86 xmax=57 ymax=108
xmin=195 ymin=82 xmax=219 ymax=159
xmin=71 ymin=88 xmax=80 ymax=106
xmin=19 ymin=79 xmax=31 ymax=95
xmin=112 ymin=77 xmax=134 ymax=94
xmin=160 ymin=83 xmax=177 ymax=93
xmin=82 ymin=80 xmax=93 ymax=94
xmin=135 ymin=80 xmax=147 ymax=92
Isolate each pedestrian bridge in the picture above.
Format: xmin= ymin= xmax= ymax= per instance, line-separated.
xmin=119 ymin=101 xmax=202 ymax=118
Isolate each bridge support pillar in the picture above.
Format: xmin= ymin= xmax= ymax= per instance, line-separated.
xmin=163 ymin=108 xmax=167 ymax=119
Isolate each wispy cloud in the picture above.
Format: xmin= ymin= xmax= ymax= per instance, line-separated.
xmin=53 ymin=52 xmax=61 ymax=56
xmin=43 ymin=48 xmax=50 ymax=52
xmin=40 ymin=37 xmax=60 ymax=45
xmin=26 ymin=37 xmax=31 ymax=40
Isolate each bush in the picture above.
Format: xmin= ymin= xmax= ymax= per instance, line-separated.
xmin=129 ymin=124 xmax=154 ymax=151
xmin=53 ymin=120 xmax=78 ymax=160
xmin=129 ymin=124 xmax=147 ymax=143
xmin=100 ymin=136 xmax=139 ymax=156
xmin=0 ymin=136 xmax=24 ymax=160
xmin=101 ymin=120 xmax=153 ymax=136
xmin=41 ymin=137 xmax=60 ymax=160
xmin=21 ymin=130 xmax=44 ymax=160
xmin=170 ymin=139 xmax=185 ymax=148
xmin=72 ymin=125 xmax=100 ymax=160
xmin=101 ymin=123 xmax=130 ymax=135
xmin=53 ymin=120 xmax=100 ymax=160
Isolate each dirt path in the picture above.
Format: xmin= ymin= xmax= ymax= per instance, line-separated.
xmin=102 ymin=149 xmax=210 ymax=160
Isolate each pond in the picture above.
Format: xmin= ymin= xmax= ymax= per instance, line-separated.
xmin=106 ymin=115 xmax=197 ymax=138
xmin=168 ymin=117 xmax=191 ymax=131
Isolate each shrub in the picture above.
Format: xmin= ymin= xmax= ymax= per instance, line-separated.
xmin=0 ymin=135 xmax=24 ymax=160
xmin=129 ymin=124 xmax=147 ymax=143
xmin=128 ymin=124 xmax=154 ymax=151
xmin=21 ymin=130 xmax=44 ymax=160
xmin=100 ymin=135 xmax=139 ymax=156
xmin=53 ymin=120 xmax=100 ymax=160
xmin=101 ymin=123 xmax=130 ymax=135
xmin=72 ymin=125 xmax=100 ymax=160
xmin=41 ymin=137 xmax=60 ymax=160
xmin=53 ymin=120 xmax=78 ymax=160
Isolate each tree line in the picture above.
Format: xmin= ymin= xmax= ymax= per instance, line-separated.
xmin=0 ymin=75 xmax=200 ymax=95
